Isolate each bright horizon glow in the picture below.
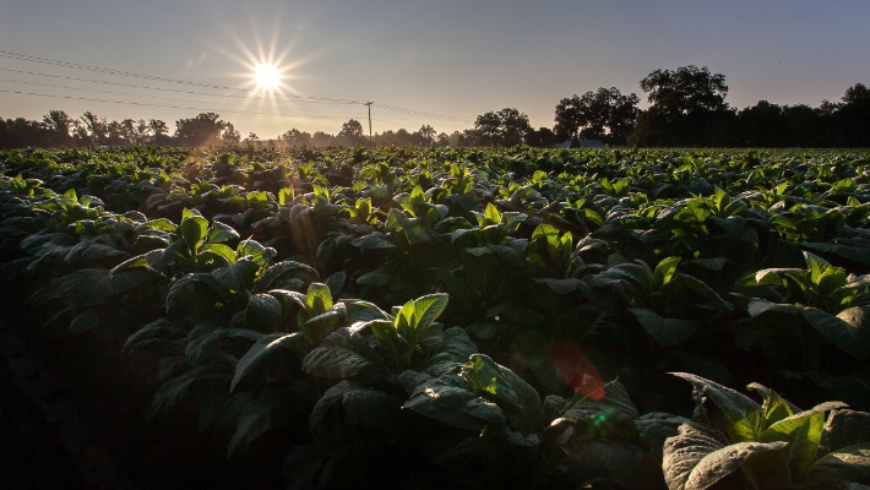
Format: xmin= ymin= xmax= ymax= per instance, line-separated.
xmin=254 ymin=63 xmax=281 ymax=91
xmin=0 ymin=0 xmax=867 ymax=138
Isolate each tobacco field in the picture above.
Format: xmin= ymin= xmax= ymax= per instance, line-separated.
xmin=3 ymin=145 xmax=870 ymax=489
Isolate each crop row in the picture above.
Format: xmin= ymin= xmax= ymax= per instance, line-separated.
xmin=2 ymin=145 xmax=870 ymax=489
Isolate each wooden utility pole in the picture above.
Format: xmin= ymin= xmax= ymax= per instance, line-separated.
xmin=364 ymin=102 xmax=373 ymax=145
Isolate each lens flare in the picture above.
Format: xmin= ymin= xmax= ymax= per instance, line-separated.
xmin=549 ymin=341 xmax=604 ymax=400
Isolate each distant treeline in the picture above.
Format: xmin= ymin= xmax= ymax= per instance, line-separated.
xmin=2 ymin=66 xmax=868 ymax=149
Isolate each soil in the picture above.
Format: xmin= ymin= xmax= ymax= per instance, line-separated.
xmin=0 ymin=281 xmax=288 ymax=490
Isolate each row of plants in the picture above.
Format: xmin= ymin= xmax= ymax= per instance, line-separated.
xmin=2 ymin=145 xmax=870 ymax=489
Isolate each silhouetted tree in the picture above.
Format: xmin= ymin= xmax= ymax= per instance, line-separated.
xmin=631 ymin=66 xmax=732 ymax=146
xmin=524 ymin=127 xmax=557 ymax=148
xmin=42 ymin=110 xmax=76 ymax=146
xmin=419 ymin=125 xmax=436 ymax=144
xmin=836 ymin=83 xmax=870 ymax=147
xmin=280 ymin=128 xmax=312 ymax=146
xmin=174 ymin=113 xmax=229 ymax=146
xmin=311 ymin=131 xmax=335 ymax=147
xmin=554 ymin=87 xmax=639 ymax=145
xmin=221 ymin=123 xmax=240 ymax=146
xmin=471 ymin=108 xmax=531 ymax=146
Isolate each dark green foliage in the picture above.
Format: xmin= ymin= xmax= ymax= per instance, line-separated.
xmin=4 ymin=146 xmax=870 ymax=489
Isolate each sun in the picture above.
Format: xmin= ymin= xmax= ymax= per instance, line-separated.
xmin=254 ymin=64 xmax=281 ymax=91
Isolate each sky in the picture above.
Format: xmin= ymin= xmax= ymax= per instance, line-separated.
xmin=1 ymin=0 xmax=868 ymax=139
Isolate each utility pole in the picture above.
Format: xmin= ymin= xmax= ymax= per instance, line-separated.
xmin=364 ymin=102 xmax=373 ymax=145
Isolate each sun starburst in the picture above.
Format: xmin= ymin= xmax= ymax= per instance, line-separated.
xmin=254 ymin=63 xmax=281 ymax=91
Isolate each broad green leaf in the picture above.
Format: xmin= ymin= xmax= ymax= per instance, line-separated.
xmin=533 ymin=277 xmax=589 ymax=296
xmin=804 ymin=251 xmax=835 ymax=281
xmin=807 ymin=443 xmax=870 ymax=486
xmin=340 ymin=388 xmax=401 ymax=427
xmin=141 ymin=218 xmax=177 ymax=232
xmin=662 ymin=423 xmax=788 ymax=490
xmin=231 ymin=332 xmax=307 ymax=391
xmin=237 ymin=238 xmax=277 ymax=266
xmin=69 ymin=308 xmax=129 ymax=335
xmin=257 ymin=260 xmax=316 ymax=290
xmin=301 ymin=339 xmax=378 ymax=380
xmin=673 ymin=274 xmax=733 ymax=312
xmin=246 ymin=292 xmax=282 ymax=319
xmin=303 ymin=304 xmax=348 ymax=342
xmin=211 ymin=257 xmax=258 ymax=292
xmin=629 ymin=309 xmax=698 ymax=347
xmin=305 ymin=283 xmax=333 ymax=315
xmin=760 ymin=402 xmax=847 ymax=478
xmin=417 ymin=327 xmax=477 ymax=377
xmin=671 ymin=372 xmax=760 ymax=423
xmin=208 ymin=220 xmax=240 ymax=243
xmin=635 ymin=412 xmax=694 ymax=460
xmin=146 ymin=364 xmax=231 ymax=422
xmin=325 ymin=271 xmax=346 ymax=299
xmin=203 ymin=243 xmax=236 ymax=264
xmin=410 ymin=293 xmax=448 ymax=335
xmin=820 ymin=409 xmax=870 ymax=453
xmin=228 ymin=384 xmax=304 ymax=460
xmin=484 ymin=202 xmax=501 ymax=225
xmin=654 ymin=257 xmax=681 ymax=287
xmin=308 ymin=381 xmax=361 ymax=435
xmin=403 ymin=376 xmax=504 ymax=433
xmin=180 ymin=215 xmax=208 ymax=252
xmin=803 ymin=308 xmax=870 ymax=361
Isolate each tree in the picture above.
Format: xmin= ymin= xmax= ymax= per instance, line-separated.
xmin=554 ymin=88 xmax=639 ymax=145
xmin=472 ymin=108 xmax=532 ymax=147
xmin=339 ymin=119 xmax=364 ymax=138
xmin=640 ymin=65 xmax=729 ymax=116
xmin=42 ymin=110 xmax=75 ymax=146
xmin=42 ymin=110 xmax=73 ymax=135
xmin=737 ymin=101 xmax=784 ymax=147
xmin=149 ymin=119 xmax=168 ymax=137
xmin=836 ymin=83 xmax=870 ymax=147
xmin=311 ymin=131 xmax=335 ymax=147
xmin=174 ymin=113 xmax=230 ymax=147
xmin=524 ymin=127 xmax=556 ymax=148
xmin=473 ymin=111 xmax=502 ymax=146
xmin=498 ymin=108 xmax=532 ymax=147
xmin=221 ymin=123 xmax=240 ymax=146
xmin=632 ymin=66 xmax=732 ymax=146
xmin=843 ymin=83 xmax=870 ymax=104
xmin=419 ymin=125 xmax=436 ymax=144
xmin=81 ymin=112 xmax=108 ymax=146
xmin=280 ymin=128 xmax=312 ymax=147
xmin=0 ymin=117 xmax=49 ymax=149
xmin=338 ymin=119 xmax=365 ymax=146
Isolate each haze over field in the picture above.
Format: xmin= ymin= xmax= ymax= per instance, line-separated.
xmin=1 ymin=0 xmax=868 ymax=138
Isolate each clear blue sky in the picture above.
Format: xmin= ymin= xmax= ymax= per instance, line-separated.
xmin=1 ymin=0 xmax=868 ymax=139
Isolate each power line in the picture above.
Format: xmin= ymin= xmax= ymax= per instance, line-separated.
xmin=0 ymin=89 xmax=329 ymax=119
xmin=0 ymin=49 xmax=476 ymax=125
xmin=0 ymin=51 xmax=360 ymax=105
xmin=373 ymin=102 xmax=474 ymax=122
xmin=0 ymin=69 xmax=458 ymax=127
xmin=0 ymin=68 xmax=355 ymax=106
xmin=0 ymin=77 xmax=343 ymax=115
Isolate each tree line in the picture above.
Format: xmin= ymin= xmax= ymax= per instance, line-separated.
xmin=1 ymin=66 xmax=868 ymax=148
